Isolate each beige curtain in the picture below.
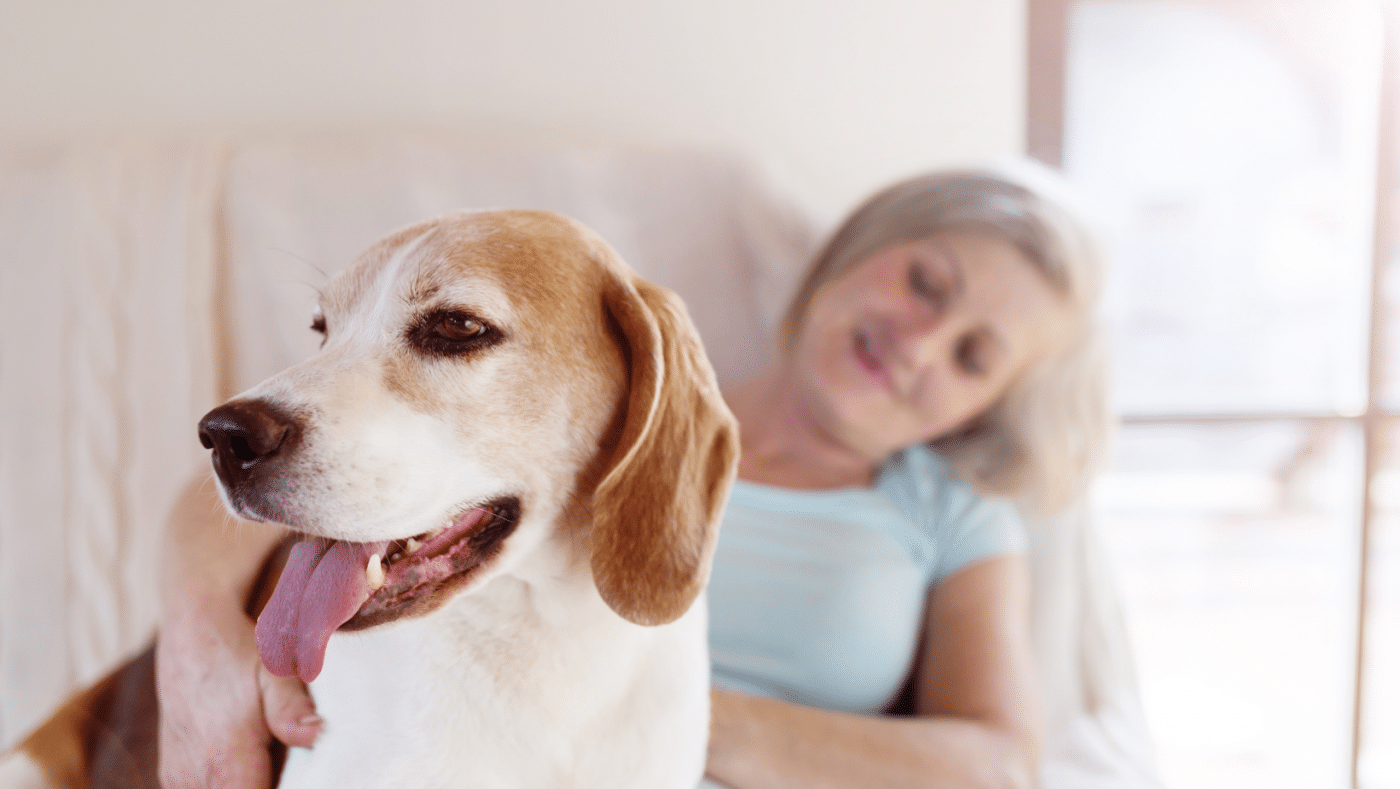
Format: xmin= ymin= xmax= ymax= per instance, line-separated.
xmin=0 ymin=140 xmax=226 ymax=742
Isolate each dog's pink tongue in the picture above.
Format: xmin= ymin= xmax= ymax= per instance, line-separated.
xmin=256 ymin=538 xmax=384 ymax=683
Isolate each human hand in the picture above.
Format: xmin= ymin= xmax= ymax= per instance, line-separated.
xmin=156 ymin=598 xmax=322 ymax=788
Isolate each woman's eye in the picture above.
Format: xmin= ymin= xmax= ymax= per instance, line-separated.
xmin=909 ymin=264 xmax=948 ymax=309
xmin=432 ymin=314 xmax=487 ymax=341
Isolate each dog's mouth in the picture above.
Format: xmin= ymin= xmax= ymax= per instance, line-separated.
xmin=254 ymin=497 xmax=520 ymax=683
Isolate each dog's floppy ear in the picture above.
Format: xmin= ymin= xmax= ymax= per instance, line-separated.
xmin=592 ymin=272 xmax=740 ymax=626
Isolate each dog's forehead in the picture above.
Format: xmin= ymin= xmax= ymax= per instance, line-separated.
xmin=324 ymin=211 xmax=611 ymax=319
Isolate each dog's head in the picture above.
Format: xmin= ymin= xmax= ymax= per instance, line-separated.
xmin=198 ymin=210 xmax=738 ymax=682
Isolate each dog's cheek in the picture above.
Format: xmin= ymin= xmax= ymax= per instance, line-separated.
xmin=493 ymin=356 xmax=621 ymax=487
xmin=303 ymin=411 xmax=514 ymax=542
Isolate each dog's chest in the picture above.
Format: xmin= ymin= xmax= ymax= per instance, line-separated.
xmin=276 ymin=590 xmax=712 ymax=789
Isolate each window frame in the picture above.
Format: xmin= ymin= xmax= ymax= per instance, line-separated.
xmin=1026 ymin=2 xmax=1398 ymax=786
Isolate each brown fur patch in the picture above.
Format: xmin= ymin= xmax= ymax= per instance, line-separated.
xmin=18 ymin=647 xmax=158 ymax=789
xmin=590 ymin=274 xmax=740 ymax=625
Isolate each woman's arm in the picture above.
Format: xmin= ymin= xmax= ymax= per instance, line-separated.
xmin=704 ymin=555 xmax=1041 ymax=789
xmin=155 ymin=471 xmax=322 ymax=789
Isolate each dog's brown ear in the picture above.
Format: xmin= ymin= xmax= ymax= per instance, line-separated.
xmin=592 ymin=273 xmax=739 ymax=626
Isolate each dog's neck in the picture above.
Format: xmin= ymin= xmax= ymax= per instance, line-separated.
xmin=275 ymin=521 xmax=709 ymax=789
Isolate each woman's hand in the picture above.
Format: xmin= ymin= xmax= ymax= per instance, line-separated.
xmin=705 ymin=556 xmax=1041 ymax=789
xmin=155 ymin=473 xmax=321 ymax=789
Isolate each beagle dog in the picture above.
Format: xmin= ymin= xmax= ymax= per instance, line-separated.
xmin=1 ymin=210 xmax=739 ymax=788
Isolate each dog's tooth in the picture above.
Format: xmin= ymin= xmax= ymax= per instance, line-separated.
xmin=366 ymin=554 xmax=386 ymax=591
xmin=406 ymin=537 xmax=422 ymax=554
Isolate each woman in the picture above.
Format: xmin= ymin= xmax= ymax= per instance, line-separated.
xmin=155 ymin=167 xmax=1108 ymax=789
xmin=698 ymin=169 xmax=1107 ymax=788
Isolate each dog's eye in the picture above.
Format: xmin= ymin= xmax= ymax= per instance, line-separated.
xmin=310 ymin=313 xmax=328 ymax=348
xmin=434 ymin=314 xmax=486 ymax=341
xmin=409 ymin=309 xmax=500 ymax=357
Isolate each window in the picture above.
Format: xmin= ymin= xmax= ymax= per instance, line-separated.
xmin=1034 ymin=1 xmax=1397 ymax=786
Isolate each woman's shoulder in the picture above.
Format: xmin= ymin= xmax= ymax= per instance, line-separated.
xmin=876 ymin=443 xmax=983 ymax=513
xmin=878 ymin=444 xmax=1028 ymax=583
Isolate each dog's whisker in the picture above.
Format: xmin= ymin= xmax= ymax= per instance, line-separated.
xmin=268 ymin=247 xmax=329 ymax=282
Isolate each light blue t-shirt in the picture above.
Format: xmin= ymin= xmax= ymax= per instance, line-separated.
xmin=706 ymin=444 xmax=1026 ymax=714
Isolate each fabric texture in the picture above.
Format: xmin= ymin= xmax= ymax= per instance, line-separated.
xmin=0 ymin=140 xmax=227 ymax=747
xmin=0 ymin=135 xmax=1161 ymax=787
xmin=708 ymin=444 xmax=1026 ymax=714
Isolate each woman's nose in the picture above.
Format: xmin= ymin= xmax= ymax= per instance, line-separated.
xmin=894 ymin=305 xmax=951 ymax=368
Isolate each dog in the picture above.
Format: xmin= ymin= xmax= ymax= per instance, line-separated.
xmin=1 ymin=209 xmax=739 ymax=788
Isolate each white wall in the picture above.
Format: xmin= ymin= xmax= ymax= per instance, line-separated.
xmin=0 ymin=0 xmax=1025 ymax=219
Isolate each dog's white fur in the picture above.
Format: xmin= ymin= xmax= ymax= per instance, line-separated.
xmin=220 ymin=210 xmax=737 ymax=788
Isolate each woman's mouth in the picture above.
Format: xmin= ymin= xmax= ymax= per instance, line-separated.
xmin=852 ymin=329 xmax=894 ymax=391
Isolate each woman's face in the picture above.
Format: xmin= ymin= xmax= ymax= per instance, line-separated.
xmin=791 ymin=228 xmax=1074 ymax=461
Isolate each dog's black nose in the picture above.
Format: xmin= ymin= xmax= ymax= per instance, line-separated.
xmin=198 ymin=400 xmax=301 ymax=485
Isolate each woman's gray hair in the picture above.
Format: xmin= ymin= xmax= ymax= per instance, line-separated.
xmin=780 ymin=164 xmax=1112 ymax=511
